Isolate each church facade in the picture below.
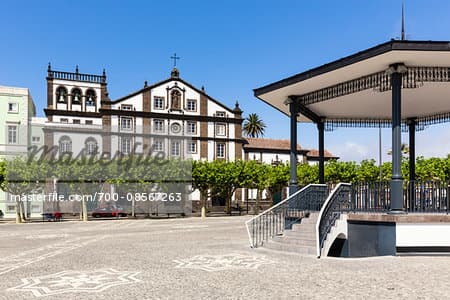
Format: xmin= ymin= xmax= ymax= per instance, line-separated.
xmin=44 ymin=65 xmax=244 ymax=163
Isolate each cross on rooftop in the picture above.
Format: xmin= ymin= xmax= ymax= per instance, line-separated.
xmin=171 ymin=53 xmax=180 ymax=67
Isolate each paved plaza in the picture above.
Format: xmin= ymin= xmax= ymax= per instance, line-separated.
xmin=0 ymin=216 xmax=449 ymax=299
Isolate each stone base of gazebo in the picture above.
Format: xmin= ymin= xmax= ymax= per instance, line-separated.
xmin=338 ymin=213 xmax=450 ymax=257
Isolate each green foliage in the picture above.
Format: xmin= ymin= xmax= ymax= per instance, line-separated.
xmin=415 ymin=156 xmax=447 ymax=181
xmin=356 ymin=159 xmax=380 ymax=182
xmin=297 ymin=163 xmax=318 ymax=185
xmin=325 ymin=160 xmax=358 ymax=183
xmin=0 ymin=160 xmax=5 ymax=191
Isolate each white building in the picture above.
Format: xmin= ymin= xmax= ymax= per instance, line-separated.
xmin=0 ymin=85 xmax=45 ymax=219
xmin=243 ymin=138 xmax=338 ymax=165
xmin=43 ymin=65 xmax=245 ymax=213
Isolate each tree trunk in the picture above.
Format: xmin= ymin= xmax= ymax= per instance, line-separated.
xmin=255 ymin=189 xmax=262 ymax=215
xmin=79 ymin=200 xmax=83 ymax=221
xmin=15 ymin=200 xmax=22 ymax=224
xmin=20 ymin=200 xmax=26 ymax=222
xmin=200 ymin=194 xmax=206 ymax=219
xmin=82 ymin=197 xmax=88 ymax=221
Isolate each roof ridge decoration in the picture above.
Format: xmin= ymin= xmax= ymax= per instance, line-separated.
xmin=297 ymin=66 xmax=449 ymax=106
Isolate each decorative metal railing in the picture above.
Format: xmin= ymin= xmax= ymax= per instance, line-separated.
xmin=350 ymin=181 xmax=450 ymax=213
xmin=316 ymin=181 xmax=450 ymax=256
xmin=351 ymin=181 xmax=391 ymax=212
xmin=316 ymin=183 xmax=352 ymax=256
xmin=50 ymin=70 xmax=105 ymax=83
xmin=245 ymin=184 xmax=329 ymax=248
xmin=406 ymin=181 xmax=450 ymax=213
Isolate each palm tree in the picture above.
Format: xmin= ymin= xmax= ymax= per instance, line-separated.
xmin=387 ymin=143 xmax=410 ymax=157
xmin=243 ymin=113 xmax=266 ymax=138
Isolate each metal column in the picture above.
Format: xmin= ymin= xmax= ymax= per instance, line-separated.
xmin=288 ymin=98 xmax=298 ymax=195
xmin=318 ymin=121 xmax=325 ymax=184
xmin=408 ymin=118 xmax=416 ymax=211
xmin=390 ymin=64 xmax=405 ymax=213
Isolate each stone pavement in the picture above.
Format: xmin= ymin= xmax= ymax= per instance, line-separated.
xmin=0 ymin=216 xmax=449 ymax=299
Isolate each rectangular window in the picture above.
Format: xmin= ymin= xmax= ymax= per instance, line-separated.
xmin=60 ymin=118 xmax=68 ymax=123
xmin=8 ymin=103 xmax=18 ymax=113
xmin=121 ymin=138 xmax=132 ymax=154
xmin=32 ymin=136 xmax=40 ymax=143
xmin=121 ymin=117 xmax=133 ymax=131
xmin=73 ymin=119 xmax=80 ymax=124
xmin=216 ymin=123 xmax=226 ymax=136
xmin=154 ymin=97 xmax=164 ymax=110
xmin=188 ymin=142 xmax=197 ymax=153
xmin=121 ymin=104 xmax=133 ymax=110
xmin=187 ymin=99 xmax=197 ymax=112
xmin=7 ymin=125 xmax=17 ymax=144
xmin=7 ymin=205 xmax=16 ymax=212
xmin=153 ymin=139 xmax=164 ymax=151
xmin=216 ymin=143 xmax=225 ymax=158
xmin=215 ymin=111 xmax=225 ymax=117
xmin=154 ymin=119 xmax=164 ymax=132
xmin=85 ymin=120 xmax=93 ymax=125
xmin=171 ymin=141 xmax=181 ymax=157
xmin=186 ymin=122 xmax=197 ymax=134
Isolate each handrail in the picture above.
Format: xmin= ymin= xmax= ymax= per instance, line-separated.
xmin=316 ymin=183 xmax=352 ymax=258
xmin=245 ymin=184 xmax=328 ymax=248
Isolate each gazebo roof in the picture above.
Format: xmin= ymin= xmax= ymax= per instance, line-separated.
xmin=254 ymin=40 xmax=450 ymax=128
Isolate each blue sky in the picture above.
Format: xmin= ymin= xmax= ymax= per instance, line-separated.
xmin=2 ymin=0 xmax=450 ymax=162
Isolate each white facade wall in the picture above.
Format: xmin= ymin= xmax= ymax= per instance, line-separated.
xmin=45 ymin=71 xmax=242 ymax=209
xmin=396 ymin=223 xmax=450 ymax=247
xmin=245 ymin=151 xmax=304 ymax=165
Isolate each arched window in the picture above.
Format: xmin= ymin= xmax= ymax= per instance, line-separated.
xmin=59 ymin=136 xmax=72 ymax=154
xmin=71 ymin=88 xmax=82 ymax=104
xmin=56 ymin=87 xmax=68 ymax=103
xmin=85 ymin=137 xmax=98 ymax=155
xmin=85 ymin=89 xmax=96 ymax=107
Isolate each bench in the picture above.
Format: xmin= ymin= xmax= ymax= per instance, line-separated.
xmin=42 ymin=212 xmax=62 ymax=222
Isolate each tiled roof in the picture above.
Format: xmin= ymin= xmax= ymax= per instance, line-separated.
xmin=306 ymin=149 xmax=338 ymax=159
xmin=243 ymin=138 xmax=337 ymax=159
xmin=243 ymin=138 xmax=303 ymax=151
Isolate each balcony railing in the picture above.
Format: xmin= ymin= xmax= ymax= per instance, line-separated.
xmin=50 ymin=70 xmax=105 ymax=83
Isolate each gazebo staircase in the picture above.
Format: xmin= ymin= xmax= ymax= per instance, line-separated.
xmin=263 ymin=212 xmax=318 ymax=255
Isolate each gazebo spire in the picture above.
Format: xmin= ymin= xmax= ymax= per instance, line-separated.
xmin=401 ymin=0 xmax=405 ymax=40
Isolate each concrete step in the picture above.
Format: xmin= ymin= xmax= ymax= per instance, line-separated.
xmin=272 ymin=236 xmax=316 ymax=247
xmin=299 ymin=218 xmax=317 ymax=224
xmin=284 ymin=230 xmax=317 ymax=240
xmin=264 ymin=240 xmax=316 ymax=255
xmin=291 ymin=222 xmax=316 ymax=231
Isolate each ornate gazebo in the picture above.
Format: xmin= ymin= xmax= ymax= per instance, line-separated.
xmin=254 ymin=40 xmax=450 ymax=213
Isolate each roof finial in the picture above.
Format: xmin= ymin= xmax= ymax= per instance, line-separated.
xmin=401 ymin=0 xmax=405 ymax=40
xmin=144 ymin=80 xmax=148 ymax=87
xmin=75 ymin=65 xmax=79 ymax=73
xmin=171 ymin=53 xmax=180 ymax=67
xmin=47 ymin=62 xmax=51 ymax=72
